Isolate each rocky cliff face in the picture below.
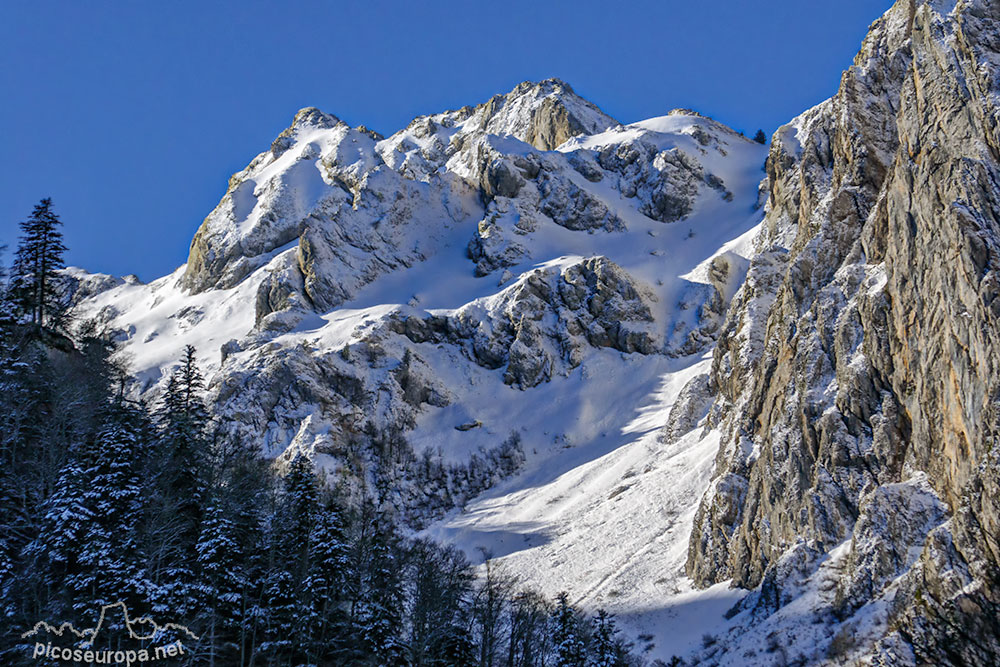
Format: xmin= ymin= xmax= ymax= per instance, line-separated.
xmin=687 ymin=0 xmax=1000 ymax=663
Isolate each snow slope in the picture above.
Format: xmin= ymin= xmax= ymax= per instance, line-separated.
xmin=423 ymin=354 xmax=746 ymax=661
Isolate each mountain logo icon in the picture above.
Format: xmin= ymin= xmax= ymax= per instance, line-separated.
xmin=22 ymin=601 xmax=199 ymax=646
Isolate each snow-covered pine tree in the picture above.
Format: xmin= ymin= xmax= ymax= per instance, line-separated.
xmin=552 ymin=592 xmax=586 ymax=667
xmin=0 ymin=534 xmax=11 ymax=622
xmin=147 ymin=345 xmax=211 ymax=611
xmin=302 ymin=500 xmax=350 ymax=660
xmin=69 ymin=401 xmax=149 ymax=628
xmin=201 ymin=431 xmax=273 ymax=664
xmin=18 ymin=443 xmax=92 ymax=621
xmin=0 ymin=247 xmax=31 ymax=587
xmin=0 ymin=243 xmax=13 ymax=338
xmin=194 ymin=502 xmax=245 ymax=666
xmin=278 ymin=453 xmax=318 ymax=574
xmin=262 ymin=453 xmax=321 ymax=663
xmin=433 ymin=624 xmax=477 ymax=666
xmin=0 ymin=245 xmax=46 ymax=565
xmin=157 ymin=345 xmax=211 ymax=526
xmin=10 ymin=198 xmax=68 ymax=330
xmin=356 ymin=511 xmax=407 ymax=665
xmin=235 ymin=514 xmax=271 ymax=667
xmin=590 ymin=609 xmax=629 ymax=667
xmin=257 ymin=566 xmax=297 ymax=666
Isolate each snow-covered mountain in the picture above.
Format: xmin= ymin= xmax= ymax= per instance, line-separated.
xmin=74 ymin=77 xmax=765 ymax=482
xmin=72 ymin=0 xmax=1000 ymax=661
xmin=72 ymin=76 xmax=767 ymax=660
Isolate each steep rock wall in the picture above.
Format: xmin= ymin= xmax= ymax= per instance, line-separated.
xmin=687 ymin=1 xmax=1000 ymax=662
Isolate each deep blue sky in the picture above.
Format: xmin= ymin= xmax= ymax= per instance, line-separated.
xmin=1 ymin=1 xmax=890 ymax=281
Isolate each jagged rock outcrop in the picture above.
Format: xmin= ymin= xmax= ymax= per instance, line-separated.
xmin=687 ymin=1 xmax=1000 ymax=662
xmin=62 ymin=268 xmax=136 ymax=304
xmin=476 ymin=79 xmax=619 ymax=151
xmin=387 ymin=256 xmax=659 ymax=388
xmin=659 ymin=372 xmax=712 ymax=445
xmin=462 ymin=125 xmax=738 ymax=277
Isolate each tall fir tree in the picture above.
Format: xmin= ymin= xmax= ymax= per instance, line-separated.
xmin=0 ymin=244 xmax=25 ymax=578
xmin=591 ymin=609 xmax=629 ymax=667
xmin=278 ymin=454 xmax=319 ymax=574
xmin=551 ymin=592 xmax=586 ymax=667
xmin=257 ymin=565 xmax=297 ymax=666
xmin=154 ymin=345 xmax=210 ymax=549
xmin=68 ymin=401 xmax=149 ymax=632
xmin=356 ymin=511 xmax=407 ymax=665
xmin=19 ymin=442 xmax=92 ymax=623
xmin=11 ymin=198 xmax=67 ymax=329
xmin=265 ymin=453 xmax=321 ymax=664
xmin=194 ymin=502 xmax=246 ymax=666
xmin=146 ymin=345 xmax=211 ymax=620
xmin=302 ymin=501 xmax=350 ymax=662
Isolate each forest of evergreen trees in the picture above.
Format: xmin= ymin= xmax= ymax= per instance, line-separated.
xmin=0 ymin=201 xmax=658 ymax=665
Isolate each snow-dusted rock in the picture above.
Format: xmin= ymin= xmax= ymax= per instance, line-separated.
xmin=386 ymin=256 xmax=659 ymax=389
xmin=835 ymin=475 xmax=947 ymax=615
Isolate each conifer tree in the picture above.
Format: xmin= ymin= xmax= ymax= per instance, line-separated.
xmin=155 ymin=345 xmax=211 ymax=549
xmin=591 ymin=609 xmax=629 ymax=667
xmin=20 ymin=444 xmax=92 ymax=620
xmin=0 ymin=244 xmax=12 ymax=334
xmin=258 ymin=566 xmax=297 ymax=666
xmin=146 ymin=346 xmax=211 ymax=620
xmin=236 ymin=516 xmax=271 ymax=666
xmin=194 ymin=503 xmax=245 ymax=666
xmin=0 ymin=246 xmax=32 ymax=573
xmin=0 ymin=535 xmax=12 ymax=623
xmin=69 ymin=401 xmax=148 ymax=617
xmin=753 ymin=129 xmax=767 ymax=144
xmin=552 ymin=592 xmax=586 ymax=667
xmin=11 ymin=198 xmax=67 ymax=329
xmin=356 ymin=512 xmax=406 ymax=665
xmin=302 ymin=500 xmax=350 ymax=660
xmin=279 ymin=454 xmax=318 ymax=574
xmin=260 ymin=454 xmax=322 ymax=663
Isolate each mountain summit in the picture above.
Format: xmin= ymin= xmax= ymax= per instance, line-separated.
xmin=181 ymin=79 xmax=620 ymax=299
